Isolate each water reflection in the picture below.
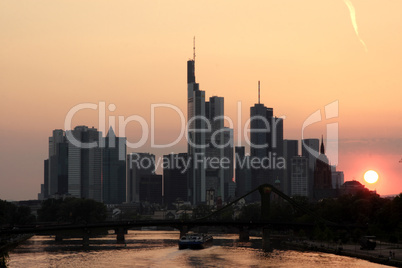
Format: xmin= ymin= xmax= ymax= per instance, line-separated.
xmin=7 ymin=231 xmax=386 ymax=267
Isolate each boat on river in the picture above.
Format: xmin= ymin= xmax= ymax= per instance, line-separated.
xmin=178 ymin=233 xmax=213 ymax=250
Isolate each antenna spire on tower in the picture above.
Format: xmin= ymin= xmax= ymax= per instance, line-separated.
xmin=258 ymin=80 xmax=260 ymax=104
xmin=193 ymin=36 xmax=196 ymax=62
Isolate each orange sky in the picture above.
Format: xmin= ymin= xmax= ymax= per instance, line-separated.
xmin=0 ymin=0 xmax=401 ymax=200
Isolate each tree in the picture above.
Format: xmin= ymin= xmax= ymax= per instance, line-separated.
xmin=37 ymin=198 xmax=107 ymax=223
xmin=192 ymin=204 xmax=212 ymax=219
xmin=238 ymin=203 xmax=261 ymax=222
xmin=0 ymin=199 xmax=35 ymax=225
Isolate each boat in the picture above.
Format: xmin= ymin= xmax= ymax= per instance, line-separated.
xmin=178 ymin=233 xmax=213 ymax=250
xmin=359 ymin=236 xmax=377 ymax=250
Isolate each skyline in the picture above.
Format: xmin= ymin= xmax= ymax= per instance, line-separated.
xmin=1 ymin=1 xmax=402 ymax=200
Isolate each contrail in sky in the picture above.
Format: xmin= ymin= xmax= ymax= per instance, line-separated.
xmin=343 ymin=0 xmax=368 ymax=52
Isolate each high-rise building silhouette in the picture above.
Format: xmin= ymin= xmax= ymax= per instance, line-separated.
xmin=163 ymin=153 xmax=188 ymax=205
xmin=41 ymin=126 xmax=126 ymax=204
xmin=126 ymin=152 xmax=155 ymax=203
xmin=139 ymin=174 xmax=163 ymax=204
xmin=187 ymin=49 xmax=234 ymax=205
xmin=283 ymin=140 xmax=298 ymax=196
xmin=205 ymin=96 xmax=225 ymax=202
xmin=223 ymin=127 xmax=235 ymax=200
xmin=234 ymin=146 xmax=252 ymax=201
xmin=313 ymin=137 xmax=332 ymax=187
xmin=102 ymin=127 xmax=127 ymax=204
xmin=187 ymin=55 xmax=206 ymax=205
xmin=249 ymin=85 xmax=284 ymax=200
xmin=39 ymin=159 xmax=49 ymax=200
xmin=313 ymin=137 xmax=334 ymax=200
xmin=301 ymin=138 xmax=319 ymax=199
xmin=331 ymin=168 xmax=344 ymax=189
xmin=48 ymin=129 xmax=69 ymax=197
xmin=290 ymin=156 xmax=308 ymax=197
xmin=66 ymin=126 xmax=102 ymax=201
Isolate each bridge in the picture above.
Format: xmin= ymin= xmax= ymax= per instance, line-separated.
xmin=1 ymin=184 xmax=363 ymax=251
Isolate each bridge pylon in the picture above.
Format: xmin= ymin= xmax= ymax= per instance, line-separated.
xmin=115 ymin=227 xmax=127 ymax=244
xmin=258 ymin=185 xmax=272 ymax=222
xmin=259 ymin=185 xmax=272 ymax=252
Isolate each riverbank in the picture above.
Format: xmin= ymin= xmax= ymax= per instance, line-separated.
xmin=281 ymin=240 xmax=402 ymax=267
xmin=0 ymin=234 xmax=33 ymax=253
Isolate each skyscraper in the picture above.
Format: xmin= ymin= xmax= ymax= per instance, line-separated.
xmin=235 ymin=146 xmax=252 ymax=201
xmin=139 ymin=174 xmax=163 ymax=204
xmin=331 ymin=168 xmax=344 ymax=189
xmin=41 ymin=126 xmax=127 ymax=204
xmin=163 ymin=153 xmax=188 ymax=205
xmin=283 ymin=140 xmax=298 ymax=196
xmin=249 ymin=86 xmax=284 ymax=199
xmin=290 ymin=156 xmax=308 ymax=197
xmin=313 ymin=138 xmax=332 ymax=189
xmin=187 ymin=49 xmax=206 ymax=205
xmin=48 ymin=129 xmax=68 ymax=196
xmin=102 ymin=127 xmax=126 ymax=204
xmin=126 ymin=152 xmax=155 ymax=203
xmin=205 ymin=96 xmax=226 ymax=202
xmin=313 ymin=137 xmax=335 ymax=200
xmin=223 ymin=127 xmax=235 ymax=200
xmin=66 ymin=126 xmax=102 ymax=202
xmin=301 ymin=138 xmax=319 ymax=199
xmin=41 ymin=159 xmax=49 ymax=199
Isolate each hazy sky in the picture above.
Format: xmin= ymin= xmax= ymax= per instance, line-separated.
xmin=1 ymin=0 xmax=401 ymax=200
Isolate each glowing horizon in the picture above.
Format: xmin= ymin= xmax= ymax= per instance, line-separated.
xmin=0 ymin=1 xmax=401 ymax=200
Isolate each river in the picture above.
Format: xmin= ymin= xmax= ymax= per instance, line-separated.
xmin=5 ymin=230 xmax=390 ymax=267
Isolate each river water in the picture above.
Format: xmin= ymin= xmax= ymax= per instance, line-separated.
xmin=6 ymin=230 xmax=389 ymax=267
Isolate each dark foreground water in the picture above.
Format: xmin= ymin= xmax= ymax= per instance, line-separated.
xmin=6 ymin=231 xmax=389 ymax=267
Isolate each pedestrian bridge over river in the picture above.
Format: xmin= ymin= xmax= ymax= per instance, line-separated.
xmin=1 ymin=184 xmax=364 ymax=251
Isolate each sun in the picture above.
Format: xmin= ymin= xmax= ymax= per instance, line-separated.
xmin=364 ymin=170 xmax=379 ymax=184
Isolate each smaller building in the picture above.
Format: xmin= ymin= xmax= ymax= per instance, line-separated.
xmin=127 ymin=152 xmax=155 ymax=203
xmin=139 ymin=174 xmax=163 ymax=204
xmin=290 ymin=156 xmax=308 ymax=197
xmin=341 ymin=180 xmax=367 ymax=195
xmin=331 ymin=169 xmax=344 ymax=189
xmin=163 ymin=153 xmax=188 ymax=205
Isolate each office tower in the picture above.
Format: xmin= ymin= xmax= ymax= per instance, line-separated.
xmin=126 ymin=152 xmax=155 ymax=203
xmin=290 ymin=156 xmax=308 ymax=197
xmin=139 ymin=174 xmax=163 ymax=204
xmin=163 ymin=153 xmax=188 ymax=205
xmin=235 ymin=146 xmax=252 ymax=201
xmin=48 ymin=129 xmax=68 ymax=196
xmin=313 ymin=137 xmax=332 ymax=188
xmin=102 ymin=128 xmax=126 ymax=204
xmin=66 ymin=126 xmax=102 ymax=202
xmin=301 ymin=138 xmax=319 ymax=199
xmin=205 ymin=96 xmax=226 ymax=202
xmin=250 ymin=103 xmax=271 ymax=201
xmin=249 ymin=87 xmax=284 ymax=200
xmin=42 ymin=126 xmax=104 ymax=201
xmin=187 ymin=50 xmax=206 ymax=205
xmin=313 ymin=137 xmax=334 ymax=200
xmin=38 ymin=159 xmax=48 ymax=200
xmin=224 ymin=127 xmax=235 ymax=200
xmin=43 ymin=159 xmax=49 ymax=198
xmin=283 ymin=140 xmax=298 ymax=196
xmin=38 ymin=184 xmax=45 ymax=200
xmin=331 ymin=168 xmax=344 ymax=189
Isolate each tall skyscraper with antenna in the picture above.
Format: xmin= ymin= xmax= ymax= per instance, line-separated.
xmin=250 ymin=81 xmax=284 ymax=199
xmin=187 ymin=38 xmax=206 ymax=204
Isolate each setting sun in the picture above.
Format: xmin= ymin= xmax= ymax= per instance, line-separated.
xmin=364 ymin=170 xmax=379 ymax=184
